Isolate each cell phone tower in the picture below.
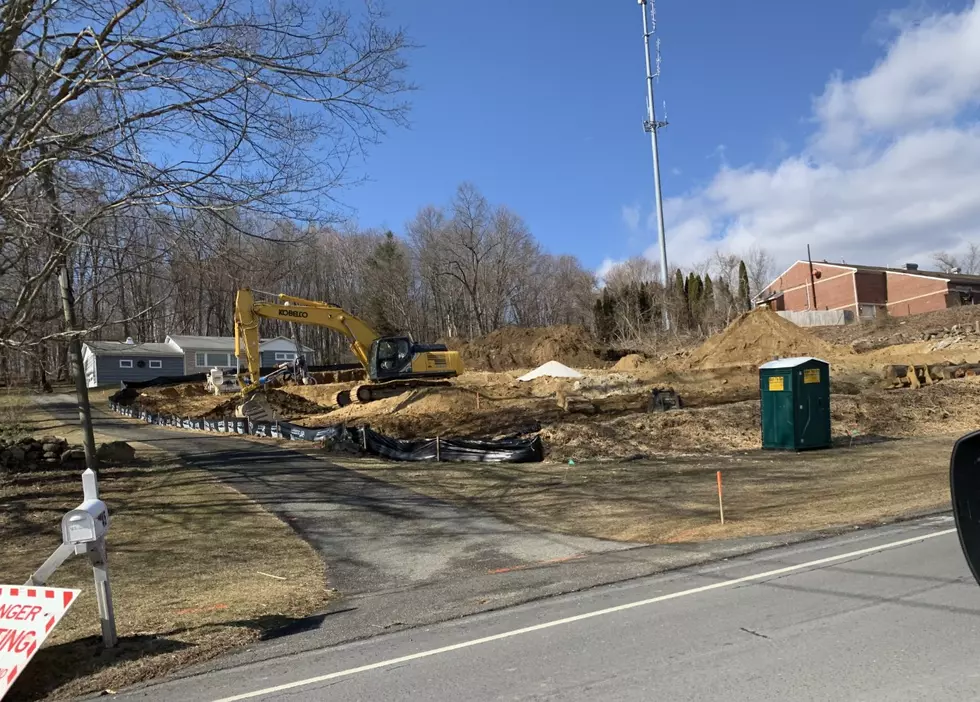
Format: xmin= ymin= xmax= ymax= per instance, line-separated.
xmin=638 ymin=0 xmax=670 ymax=308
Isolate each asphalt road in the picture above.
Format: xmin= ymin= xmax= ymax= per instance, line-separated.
xmin=104 ymin=516 xmax=978 ymax=701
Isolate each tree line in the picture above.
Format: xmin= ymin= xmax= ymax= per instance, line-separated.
xmin=593 ymin=250 xmax=773 ymax=347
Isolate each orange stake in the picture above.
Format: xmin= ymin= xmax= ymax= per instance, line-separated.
xmin=717 ymin=470 xmax=725 ymax=525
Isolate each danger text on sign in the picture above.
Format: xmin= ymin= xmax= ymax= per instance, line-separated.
xmin=0 ymin=586 xmax=78 ymax=700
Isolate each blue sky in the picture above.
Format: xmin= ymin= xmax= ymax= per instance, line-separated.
xmin=342 ymin=0 xmax=980 ymax=275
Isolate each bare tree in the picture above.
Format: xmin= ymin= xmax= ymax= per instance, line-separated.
xmin=602 ymin=256 xmax=660 ymax=292
xmin=745 ymin=245 xmax=775 ymax=297
xmin=933 ymin=244 xmax=980 ymax=275
xmin=0 ymin=0 xmax=411 ymax=347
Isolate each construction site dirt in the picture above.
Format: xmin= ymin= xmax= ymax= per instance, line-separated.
xmin=119 ymin=307 xmax=980 ymax=462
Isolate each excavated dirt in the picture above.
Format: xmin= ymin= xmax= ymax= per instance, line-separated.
xmin=612 ymin=353 xmax=646 ymax=371
xmin=812 ymin=304 xmax=980 ymax=347
xmin=445 ymin=325 xmax=607 ymax=371
xmin=133 ymin=387 xmax=330 ymax=420
xmin=107 ymin=306 xmax=980 ymax=462
xmin=685 ymin=308 xmax=848 ymax=369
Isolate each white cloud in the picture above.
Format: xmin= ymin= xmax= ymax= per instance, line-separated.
xmin=596 ymin=257 xmax=619 ymax=286
xmin=621 ymin=204 xmax=641 ymax=232
xmin=628 ymin=3 xmax=980 ymax=276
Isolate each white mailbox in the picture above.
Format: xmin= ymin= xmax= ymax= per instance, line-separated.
xmin=61 ymin=498 xmax=109 ymax=545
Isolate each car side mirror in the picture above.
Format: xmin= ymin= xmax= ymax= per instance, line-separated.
xmin=950 ymin=431 xmax=980 ymax=587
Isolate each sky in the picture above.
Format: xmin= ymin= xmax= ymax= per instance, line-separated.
xmin=341 ymin=0 xmax=980 ymax=279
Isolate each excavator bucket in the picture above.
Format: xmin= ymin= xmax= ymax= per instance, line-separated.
xmin=950 ymin=431 xmax=980 ymax=586
xmin=236 ymin=392 xmax=274 ymax=423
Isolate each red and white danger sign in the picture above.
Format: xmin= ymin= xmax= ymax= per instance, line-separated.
xmin=0 ymin=585 xmax=79 ymax=699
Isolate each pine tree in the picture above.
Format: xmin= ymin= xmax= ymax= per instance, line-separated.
xmin=673 ymin=269 xmax=688 ymax=328
xmin=594 ymin=287 xmax=616 ymax=342
xmin=687 ymin=273 xmax=703 ymax=323
xmin=703 ymin=274 xmax=714 ymax=309
xmin=737 ymin=260 xmax=751 ymax=311
xmin=365 ymin=231 xmax=409 ymax=336
xmin=638 ymin=282 xmax=652 ymax=325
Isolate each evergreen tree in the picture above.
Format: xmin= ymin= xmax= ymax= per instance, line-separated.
xmin=638 ymin=282 xmax=652 ymax=325
xmin=673 ymin=269 xmax=689 ymax=328
xmin=594 ymin=287 xmax=616 ymax=342
xmin=687 ymin=273 xmax=703 ymax=323
xmin=703 ymin=274 xmax=714 ymax=310
xmin=365 ymin=231 xmax=409 ymax=336
xmin=737 ymin=259 xmax=751 ymax=311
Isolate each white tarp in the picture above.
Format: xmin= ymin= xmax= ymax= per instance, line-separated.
xmin=517 ymin=361 xmax=584 ymax=382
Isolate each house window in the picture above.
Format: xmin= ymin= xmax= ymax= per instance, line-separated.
xmin=149 ymin=360 xmax=162 ymax=369
xmin=119 ymin=359 xmax=133 ymax=369
xmin=196 ymin=352 xmax=232 ymax=368
xmin=274 ymin=352 xmax=297 ymax=361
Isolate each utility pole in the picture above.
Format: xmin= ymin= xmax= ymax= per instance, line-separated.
xmin=638 ymin=0 xmax=670 ymax=327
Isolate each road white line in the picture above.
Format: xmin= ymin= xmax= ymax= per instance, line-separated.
xmin=212 ymin=527 xmax=957 ymax=702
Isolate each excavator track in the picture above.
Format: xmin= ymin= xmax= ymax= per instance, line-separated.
xmin=334 ymin=379 xmax=452 ymax=407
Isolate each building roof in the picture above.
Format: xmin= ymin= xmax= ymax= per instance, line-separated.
xmin=83 ymin=341 xmax=183 ymax=357
xmin=165 ymin=334 xmax=314 ymax=352
xmin=845 ymin=263 xmax=980 ymax=286
xmin=759 ymin=357 xmax=829 ymax=369
xmin=166 ymin=335 xmax=237 ymax=351
xmin=260 ymin=336 xmax=315 ymax=352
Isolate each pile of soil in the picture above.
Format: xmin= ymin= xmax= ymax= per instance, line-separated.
xmin=201 ymin=389 xmax=329 ymax=420
xmin=687 ymin=308 xmax=847 ymax=369
xmin=612 ymin=353 xmax=646 ymax=371
xmin=447 ymin=325 xmax=606 ymax=371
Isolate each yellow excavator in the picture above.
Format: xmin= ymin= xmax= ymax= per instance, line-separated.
xmin=233 ymin=288 xmax=464 ymax=421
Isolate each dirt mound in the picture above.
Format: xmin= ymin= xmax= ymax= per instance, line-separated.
xmin=202 ymin=389 xmax=329 ymax=420
xmin=687 ymin=308 xmax=847 ymax=369
xmin=448 ymin=325 xmax=605 ymax=371
xmin=612 ymin=354 xmax=646 ymax=371
xmin=179 ymin=383 xmax=208 ymax=397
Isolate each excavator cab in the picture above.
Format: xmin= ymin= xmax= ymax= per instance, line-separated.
xmin=368 ymin=337 xmax=458 ymax=381
xmin=371 ymin=337 xmax=414 ymax=380
xmin=951 ymin=431 xmax=980 ymax=586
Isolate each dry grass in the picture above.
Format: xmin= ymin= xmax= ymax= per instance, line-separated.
xmin=0 ymin=400 xmax=330 ymax=701
xmin=338 ymin=434 xmax=955 ymax=544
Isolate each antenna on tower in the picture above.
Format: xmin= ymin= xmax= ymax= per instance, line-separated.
xmin=655 ymin=38 xmax=662 ymax=79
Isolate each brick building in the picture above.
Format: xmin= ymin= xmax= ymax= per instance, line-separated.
xmin=757 ymin=261 xmax=980 ymax=319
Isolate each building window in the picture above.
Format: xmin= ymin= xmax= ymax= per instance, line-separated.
xmin=274 ymin=352 xmax=298 ymax=361
xmin=149 ymin=360 xmax=162 ymax=369
xmin=119 ymin=359 xmax=133 ymax=368
xmin=196 ymin=352 xmax=232 ymax=368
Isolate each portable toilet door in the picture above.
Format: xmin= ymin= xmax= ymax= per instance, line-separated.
xmin=759 ymin=357 xmax=831 ymax=451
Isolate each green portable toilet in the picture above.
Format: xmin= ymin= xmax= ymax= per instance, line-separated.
xmin=759 ymin=357 xmax=831 ymax=451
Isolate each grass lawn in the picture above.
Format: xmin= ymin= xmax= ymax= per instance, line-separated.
xmin=1 ymin=392 xmax=330 ymax=701
xmin=332 ymin=435 xmax=956 ymax=544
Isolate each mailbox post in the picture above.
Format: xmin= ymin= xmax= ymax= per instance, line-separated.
xmin=28 ymin=468 xmax=117 ymax=648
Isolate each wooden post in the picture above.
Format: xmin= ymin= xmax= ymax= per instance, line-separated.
xmin=476 ymin=392 xmax=481 ymax=410
xmin=717 ymin=470 xmax=725 ymax=525
xmin=435 ymin=436 xmax=441 ymax=462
